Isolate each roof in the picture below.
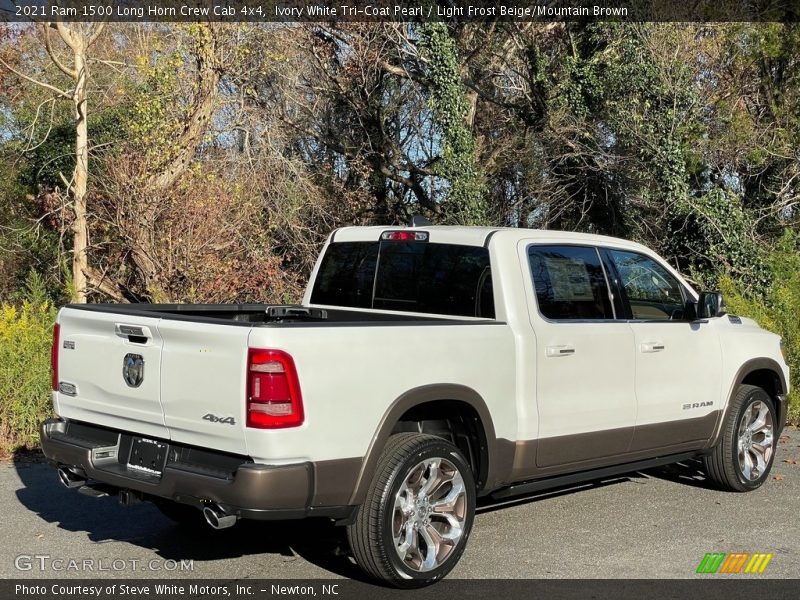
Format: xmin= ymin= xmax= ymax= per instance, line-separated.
xmin=331 ymin=225 xmax=653 ymax=254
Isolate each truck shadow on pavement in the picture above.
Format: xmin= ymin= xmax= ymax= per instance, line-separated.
xmin=13 ymin=454 xmax=714 ymax=579
xmin=13 ymin=457 xmax=366 ymax=580
xmin=638 ymin=458 xmax=719 ymax=490
xmin=476 ymin=459 xmax=715 ymax=514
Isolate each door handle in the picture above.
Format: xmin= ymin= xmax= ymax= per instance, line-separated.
xmin=115 ymin=323 xmax=152 ymax=344
xmin=640 ymin=341 xmax=665 ymax=353
xmin=546 ymin=345 xmax=576 ymax=357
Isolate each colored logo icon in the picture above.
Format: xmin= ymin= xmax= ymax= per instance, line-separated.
xmin=697 ymin=553 xmax=773 ymax=574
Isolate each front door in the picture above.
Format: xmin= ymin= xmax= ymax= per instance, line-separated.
xmin=603 ymin=248 xmax=722 ymax=451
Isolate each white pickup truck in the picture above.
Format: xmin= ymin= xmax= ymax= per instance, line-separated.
xmin=42 ymin=225 xmax=789 ymax=586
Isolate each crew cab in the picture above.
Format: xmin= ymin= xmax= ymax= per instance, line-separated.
xmin=41 ymin=225 xmax=789 ymax=586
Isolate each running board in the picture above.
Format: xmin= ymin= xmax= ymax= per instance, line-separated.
xmin=489 ymin=451 xmax=700 ymax=501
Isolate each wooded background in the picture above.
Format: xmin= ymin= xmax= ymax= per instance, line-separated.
xmin=0 ymin=21 xmax=798 ymax=450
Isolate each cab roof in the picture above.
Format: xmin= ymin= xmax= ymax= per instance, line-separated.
xmin=331 ymin=225 xmax=653 ymax=254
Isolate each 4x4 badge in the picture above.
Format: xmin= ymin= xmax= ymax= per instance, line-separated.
xmin=123 ymin=354 xmax=144 ymax=388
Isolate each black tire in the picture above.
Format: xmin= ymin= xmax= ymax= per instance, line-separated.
xmin=155 ymin=501 xmax=208 ymax=528
xmin=347 ymin=433 xmax=476 ymax=587
xmin=703 ymin=385 xmax=777 ymax=492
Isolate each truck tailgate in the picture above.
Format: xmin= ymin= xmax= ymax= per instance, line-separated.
xmin=57 ymin=308 xmax=169 ymax=439
xmin=158 ymin=319 xmax=250 ymax=455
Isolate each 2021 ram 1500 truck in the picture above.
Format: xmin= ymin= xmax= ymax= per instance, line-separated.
xmin=41 ymin=225 xmax=789 ymax=585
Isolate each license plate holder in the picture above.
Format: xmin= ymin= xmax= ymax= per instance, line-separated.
xmin=127 ymin=437 xmax=168 ymax=478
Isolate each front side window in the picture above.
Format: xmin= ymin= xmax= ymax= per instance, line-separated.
xmin=607 ymin=249 xmax=685 ymax=320
xmin=528 ymin=245 xmax=613 ymax=320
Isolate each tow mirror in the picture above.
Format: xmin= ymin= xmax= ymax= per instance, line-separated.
xmin=697 ymin=291 xmax=726 ymax=318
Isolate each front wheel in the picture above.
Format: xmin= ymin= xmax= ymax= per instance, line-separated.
xmin=347 ymin=433 xmax=476 ymax=587
xmin=704 ymin=385 xmax=777 ymax=492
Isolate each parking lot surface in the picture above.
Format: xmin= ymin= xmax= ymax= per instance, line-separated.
xmin=1 ymin=428 xmax=798 ymax=580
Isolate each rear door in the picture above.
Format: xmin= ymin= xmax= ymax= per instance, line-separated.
xmin=56 ymin=308 xmax=169 ymax=439
xmin=158 ymin=319 xmax=251 ymax=455
xmin=524 ymin=243 xmax=637 ymax=468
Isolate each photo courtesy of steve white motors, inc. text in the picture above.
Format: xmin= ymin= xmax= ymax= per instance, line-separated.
xmin=14 ymin=583 xmax=339 ymax=597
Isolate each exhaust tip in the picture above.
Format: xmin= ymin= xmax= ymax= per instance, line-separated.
xmin=202 ymin=504 xmax=238 ymax=530
xmin=57 ymin=466 xmax=86 ymax=489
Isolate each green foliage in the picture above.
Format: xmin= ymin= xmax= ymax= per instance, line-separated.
xmin=125 ymin=49 xmax=183 ymax=165
xmin=419 ymin=22 xmax=489 ymax=225
xmin=0 ymin=298 xmax=56 ymax=455
xmin=719 ymin=230 xmax=800 ymax=422
xmin=683 ymin=189 xmax=768 ymax=292
xmin=17 ymin=106 xmax=127 ymax=189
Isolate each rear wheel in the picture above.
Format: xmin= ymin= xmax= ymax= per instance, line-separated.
xmin=704 ymin=385 xmax=777 ymax=491
xmin=347 ymin=433 xmax=476 ymax=587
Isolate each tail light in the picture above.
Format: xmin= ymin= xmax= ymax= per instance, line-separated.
xmin=51 ymin=323 xmax=60 ymax=391
xmin=246 ymin=349 xmax=304 ymax=429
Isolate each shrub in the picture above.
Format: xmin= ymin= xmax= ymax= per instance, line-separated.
xmin=0 ymin=301 xmax=56 ymax=456
xmin=719 ymin=230 xmax=800 ymax=424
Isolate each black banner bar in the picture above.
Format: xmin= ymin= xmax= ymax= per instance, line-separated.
xmin=5 ymin=580 xmax=800 ymax=600
xmin=1 ymin=0 xmax=799 ymax=23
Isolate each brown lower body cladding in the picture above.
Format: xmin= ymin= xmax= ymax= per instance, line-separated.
xmin=41 ymin=413 xmax=719 ymax=517
xmin=504 ymin=411 xmax=719 ymax=483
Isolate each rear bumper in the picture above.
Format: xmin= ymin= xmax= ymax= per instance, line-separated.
xmin=40 ymin=418 xmax=354 ymax=521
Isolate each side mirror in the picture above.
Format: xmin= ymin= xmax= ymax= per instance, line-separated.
xmin=697 ymin=291 xmax=726 ymax=319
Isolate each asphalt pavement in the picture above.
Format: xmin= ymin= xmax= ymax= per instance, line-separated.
xmin=1 ymin=429 xmax=798 ymax=580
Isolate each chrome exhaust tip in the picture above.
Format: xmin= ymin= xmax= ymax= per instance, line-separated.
xmin=202 ymin=504 xmax=238 ymax=529
xmin=57 ymin=466 xmax=86 ymax=489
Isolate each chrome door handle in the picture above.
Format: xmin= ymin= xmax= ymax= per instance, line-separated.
xmin=640 ymin=342 xmax=665 ymax=353
xmin=546 ymin=345 xmax=576 ymax=357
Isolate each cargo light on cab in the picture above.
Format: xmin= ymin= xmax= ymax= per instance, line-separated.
xmin=380 ymin=231 xmax=429 ymax=242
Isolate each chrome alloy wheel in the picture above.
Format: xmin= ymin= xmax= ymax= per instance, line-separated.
xmin=391 ymin=457 xmax=467 ymax=572
xmin=737 ymin=400 xmax=774 ymax=481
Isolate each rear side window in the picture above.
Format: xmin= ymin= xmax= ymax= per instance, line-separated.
xmin=528 ymin=245 xmax=613 ymax=320
xmin=311 ymin=241 xmax=494 ymax=318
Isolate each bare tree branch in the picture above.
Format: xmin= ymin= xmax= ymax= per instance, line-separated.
xmin=42 ymin=23 xmax=78 ymax=79
xmin=0 ymin=55 xmax=72 ymax=99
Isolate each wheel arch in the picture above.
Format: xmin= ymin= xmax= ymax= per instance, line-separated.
xmin=708 ymin=358 xmax=788 ymax=448
xmin=347 ymin=384 xmax=507 ymax=505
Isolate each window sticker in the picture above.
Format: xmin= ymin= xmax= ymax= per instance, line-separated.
xmin=544 ymin=257 xmax=594 ymax=301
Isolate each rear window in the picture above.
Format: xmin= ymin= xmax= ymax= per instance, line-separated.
xmin=310 ymin=241 xmax=494 ymax=318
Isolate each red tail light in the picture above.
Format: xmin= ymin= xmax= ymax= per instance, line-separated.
xmin=246 ymin=349 xmax=304 ymax=429
xmin=51 ymin=323 xmax=60 ymax=391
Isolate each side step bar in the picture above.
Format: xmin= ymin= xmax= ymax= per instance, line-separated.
xmin=489 ymin=451 xmax=700 ymax=501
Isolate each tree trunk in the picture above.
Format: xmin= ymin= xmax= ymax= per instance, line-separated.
xmin=147 ymin=25 xmax=220 ymax=192
xmin=71 ymin=47 xmax=89 ymax=303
